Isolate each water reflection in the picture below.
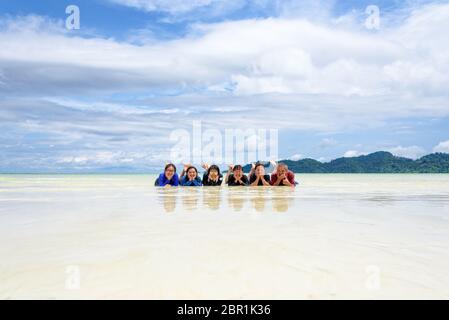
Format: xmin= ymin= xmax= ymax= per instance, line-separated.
xmin=271 ymin=188 xmax=295 ymax=212
xmin=156 ymin=188 xmax=177 ymax=213
xmin=251 ymin=189 xmax=267 ymax=212
xmin=182 ymin=188 xmax=200 ymax=211
xmin=202 ymin=188 xmax=221 ymax=210
xmin=157 ymin=187 xmax=296 ymax=213
xmin=227 ymin=188 xmax=246 ymax=211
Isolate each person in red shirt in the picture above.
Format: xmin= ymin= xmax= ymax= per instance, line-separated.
xmin=270 ymin=162 xmax=296 ymax=186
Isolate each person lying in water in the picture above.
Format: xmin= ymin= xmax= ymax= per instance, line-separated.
xmin=225 ymin=164 xmax=249 ymax=186
xmin=201 ymin=163 xmax=223 ymax=186
xmin=249 ymin=162 xmax=271 ymax=186
xmin=270 ymin=162 xmax=296 ymax=187
xmin=180 ymin=164 xmax=203 ymax=186
xmin=155 ymin=163 xmax=179 ymax=187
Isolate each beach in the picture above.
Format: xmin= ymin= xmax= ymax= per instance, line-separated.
xmin=0 ymin=174 xmax=448 ymax=299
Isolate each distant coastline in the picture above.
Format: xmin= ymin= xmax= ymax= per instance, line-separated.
xmin=1 ymin=152 xmax=448 ymax=174
xmin=243 ymin=151 xmax=449 ymax=174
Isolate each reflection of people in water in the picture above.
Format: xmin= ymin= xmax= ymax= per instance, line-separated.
xmin=227 ymin=189 xmax=246 ymax=211
xmin=271 ymin=188 xmax=294 ymax=212
xmin=182 ymin=188 xmax=200 ymax=211
xmin=271 ymin=189 xmax=292 ymax=212
xmin=157 ymin=188 xmax=177 ymax=213
xmin=203 ymin=187 xmax=221 ymax=210
xmin=154 ymin=163 xmax=179 ymax=187
xmin=251 ymin=189 xmax=267 ymax=212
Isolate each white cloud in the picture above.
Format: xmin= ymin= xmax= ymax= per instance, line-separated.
xmin=288 ymin=154 xmax=303 ymax=161
xmin=387 ymin=145 xmax=426 ymax=159
xmin=108 ymin=0 xmax=336 ymax=21
xmin=109 ymin=0 xmax=218 ymax=14
xmin=343 ymin=150 xmax=366 ymax=158
xmin=433 ymin=140 xmax=449 ymax=153
xmin=2 ymin=5 xmax=449 ymax=100
xmin=2 ymin=3 xmax=449 ymax=170
xmin=318 ymin=138 xmax=337 ymax=149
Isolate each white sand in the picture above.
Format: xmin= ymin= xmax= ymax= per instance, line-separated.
xmin=0 ymin=174 xmax=449 ymax=299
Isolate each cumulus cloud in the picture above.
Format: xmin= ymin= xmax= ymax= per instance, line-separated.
xmin=343 ymin=150 xmax=366 ymax=158
xmin=288 ymin=154 xmax=303 ymax=161
xmin=433 ymin=140 xmax=449 ymax=153
xmin=387 ymin=145 xmax=426 ymax=159
xmin=1 ymin=2 xmax=449 ymax=170
xmin=2 ymin=5 xmax=449 ymax=100
xmin=318 ymin=138 xmax=337 ymax=149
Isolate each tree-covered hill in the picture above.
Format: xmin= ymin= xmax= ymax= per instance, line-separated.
xmin=242 ymin=152 xmax=449 ymax=173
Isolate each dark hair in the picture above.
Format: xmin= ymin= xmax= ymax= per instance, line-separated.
xmin=254 ymin=162 xmax=265 ymax=170
xmin=186 ymin=166 xmax=198 ymax=176
xmin=232 ymin=165 xmax=243 ymax=171
xmin=164 ymin=163 xmax=176 ymax=172
xmin=208 ymin=164 xmax=221 ymax=176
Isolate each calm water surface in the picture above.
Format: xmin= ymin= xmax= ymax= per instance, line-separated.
xmin=0 ymin=174 xmax=448 ymax=299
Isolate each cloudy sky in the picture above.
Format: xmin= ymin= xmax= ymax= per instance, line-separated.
xmin=1 ymin=0 xmax=449 ymax=172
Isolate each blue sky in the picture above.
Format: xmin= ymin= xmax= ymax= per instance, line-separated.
xmin=1 ymin=0 xmax=449 ymax=172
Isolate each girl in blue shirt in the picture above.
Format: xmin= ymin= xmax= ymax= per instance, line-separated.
xmin=180 ymin=165 xmax=203 ymax=186
xmin=155 ymin=163 xmax=179 ymax=187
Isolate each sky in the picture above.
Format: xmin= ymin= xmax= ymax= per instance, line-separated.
xmin=1 ymin=0 xmax=449 ymax=172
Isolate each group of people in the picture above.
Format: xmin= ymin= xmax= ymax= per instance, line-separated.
xmin=154 ymin=162 xmax=297 ymax=187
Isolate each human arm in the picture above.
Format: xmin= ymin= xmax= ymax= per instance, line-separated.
xmin=249 ymin=173 xmax=260 ymax=186
xmin=260 ymin=175 xmax=271 ymax=186
xmin=180 ymin=163 xmax=191 ymax=178
xmin=225 ymin=164 xmax=233 ymax=184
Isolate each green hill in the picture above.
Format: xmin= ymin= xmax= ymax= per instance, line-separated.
xmin=242 ymin=152 xmax=449 ymax=173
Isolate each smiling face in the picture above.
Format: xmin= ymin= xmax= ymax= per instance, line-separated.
xmin=277 ymin=164 xmax=288 ymax=176
xmin=164 ymin=165 xmax=175 ymax=180
xmin=187 ymin=167 xmax=197 ymax=180
xmin=233 ymin=166 xmax=243 ymax=180
xmin=255 ymin=165 xmax=265 ymax=176
xmin=209 ymin=168 xmax=219 ymax=179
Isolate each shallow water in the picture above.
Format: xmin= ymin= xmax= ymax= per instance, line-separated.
xmin=0 ymin=174 xmax=449 ymax=299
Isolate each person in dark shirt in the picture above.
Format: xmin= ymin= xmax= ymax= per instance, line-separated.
xmin=226 ymin=165 xmax=249 ymax=186
xmin=249 ymin=162 xmax=271 ymax=186
xmin=270 ymin=162 xmax=296 ymax=187
xmin=202 ymin=164 xmax=223 ymax=186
